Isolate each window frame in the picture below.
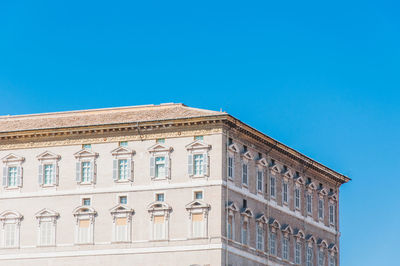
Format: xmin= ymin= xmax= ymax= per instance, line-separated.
xmin=110 ymin=204 xmax=134 ymax=243
xmin=0 ymin=210 xmax=23 ymax=248
xmin=2 ymin=154 xmax=24 ymax=190
xmin=35 ymin=208 xmax=59 ymax=247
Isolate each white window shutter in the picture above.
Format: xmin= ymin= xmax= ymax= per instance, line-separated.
xmin=127 ymin=158 xmax=133 ymax=180
xmin=203 ymin=153 xmax=208 ymax=176
xmin=38 ymin=164 xmax=43 ymax=185
xmin=188 ymin=154 xmax=193 ymax=176
xmin=232 ymin=157 xmax=235 ymax=179
xmin=150 ymin=156 xmax=155 ymax=178
xmin=2 ymin=166 xmax=7 ymax=187
xmin=54 ymin=164 xmax=59 ymax=186
xmin=165 ymin=155 xmax=170 ymax=178
xmin=76 ymin=162 xmax=81 ymax=183
xmin=112 ymin=159 xmax=118 ymax=181
xmin=91 ymin=160 xmax=96 ymax=183
xmin=17 ymin=166 xmax=22 ymax=187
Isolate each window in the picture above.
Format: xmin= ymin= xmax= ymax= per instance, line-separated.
xmin=295 ymin=188 xmax=301 ymax=209
xmin=257 ymin=170 xmax=263 ymax=192
xmin=8 ymin=167 xmax=18 ymax=187
xmin=282 ymin=237 xmax=289 ymax=260
xmin=4 ymin=223 xmax=17 ymax=247
xmin=241 ymin=219 xmax=248 ymax=245
xmin=318 ymin=199 xmax=324 ymax=220
xmin=193 ymin=154 xmax=204 ymax=176
xmin=270 ymin=176 xmax=276 ymax=198
xmin=43 ymin=164 xmax=54 ymax=185
xmin=194 ymin=191 xmax=203 ymax=200
xmin=329 ymin=254 xmax=336 ymax=266
xmin=228 ymin=216 xmax=233 ymax=240
xmin=119 ymin=196 xmax=127 ymax=204
xmin=119 ymin=141 xmax=128 ymax=147
xmin=307 ymin=193 xmax=313 ymax=215
xmin=194 ymin=135 xmax=203 ymax=140
xmin=82 ymin=198 xmax=91 ymax=206
xmin=228 ymin=156 xmax=234 ymax=179
xmin=118 ymin=159 xmax=128 ymax=180
xmin=155 ymin=156 xmax=166 ymax=178
xmin=110 ymin=204 xmax=133 ymax=243
xmin=156 ymin=193 xmax=165 ymax=202
xmin=191 ymin=213 xmax=204 ymax=238
xmin=318 ymin=250 xmax=324 ymax=266
xmin=35 ymin=209 xmax=58 ymax=247
xmin=37 ymin=151 xmax=60 ymax=187
xmin=115 ymin=217 xmax=128 ymax=242
xmin=156 ymin=138 xmax=165 ymax=143
xmin=295 ymin=241 xmax=302 ymax=264
xmin=256 ymin=224 xmax=264 ymax=250
xmin=39 ymin=221 xmax=53 ymax=246
xmin=329 ymin=205 xmax=335 ymax=225
xmin=153 ymin=215 xmax=165 ymax=240
xmin=283 ymin=182 xmax=289 ymax=204
xmin=148 ymin=201 xmax=172 ymax=241
xmin=81 ymin=161 xmax=92 ymax=183
xmin=73 ymin=206 xmax=96 ymax=244
xmin=82 ymin=144 xmax=91 ymax=149
xmin=1 ymin=211 xmax=23 ymax=248
xmin=269 ymin=232 xmax=276 ymax=255
xmin=78 ymin=219 xmax=90 ymax=243
xmin=242 ymin=163 xmax=248 ymax=185
xmin=307 ymin=246 xmax=314 ymax=266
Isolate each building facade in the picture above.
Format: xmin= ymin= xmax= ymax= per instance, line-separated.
xmin=0 ymin=103 xmax=349 ymax=266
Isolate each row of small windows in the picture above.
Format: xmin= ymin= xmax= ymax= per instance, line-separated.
xmin=1 ymin=138 xmax=211 ymax=189
xmin=226 ymin=202 xmax=337 ymax=266
xmin=0 ymin=191 xmax=207 ymax=248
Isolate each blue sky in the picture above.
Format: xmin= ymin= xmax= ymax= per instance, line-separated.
xmin=0 ymin=1 xmax=399 ymax=265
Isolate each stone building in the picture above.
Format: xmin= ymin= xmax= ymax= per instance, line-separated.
xmin=0 ymin=103 xmax=349 ymax=266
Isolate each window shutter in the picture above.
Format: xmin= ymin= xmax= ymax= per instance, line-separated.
xmin=232 ymin=157 xmax=235 ymax=179
xmin=203 ymin=153 xmax=208 ymax=176
xmin=17 ymin=166 xmax=22 ymax=187
xmin=3 ymin=166 xmax=7 ymax=187
xmin=38 ymin=164 xmax=43 ymax=185
xmin=165 ymin=155 xmax=170 ymax=178
xmin=76 ymin=162 xmax=81 ymax=183
xmin=91 ymin=160 xmax=96 ymax=184
xmin=127 ymin=158 xmax=133 ymax=180
xmin=150 ymin=156 xmax=155 ymax=178
xmin=54 ymin=164 xmax=59 ymax=186
xmin=112 ymin=159 xmax=118 ymax=181
xmin=188 ymin=154 xmax=193 ymax=176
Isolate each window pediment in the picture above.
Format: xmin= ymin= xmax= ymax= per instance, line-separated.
xmin=185 ymin=200 xmax=210 ymax=211
xmin=240 ymin=208 xmax=253 ymax=218
xmin=147 ymin=201 xmax=172 ymax=212
xmin=293 ymin=228 xmax=305 ymax=239
xmin=256 ymin=158 xmax=268 ymax=167
xmin=317 ymin=239 xmax=329 ymax=248
xmin=268 ymin=218 xmax=281 ymax=229
xmin=73 ymin=206 xmax=97 ymax=216
xmin=318 ymin=188 xmax=328 ymax=196
xmin=283 ymin=169 xmax=294 ymax=178
xmin=228 ymin=143 xmax=239 ymax=153
xmin=185 ymin=140 xmax=211 ymax=151
xmin=281 ymin=224 xmax=293 ymax=234
xmin=255 ymin=213 xmax=268 ymax=224
xmin=74 ymin=149 xmax=98 ymax=159
xmin=111 ymin=146 xmax=135 ymax=156
xmin=241 ymin=151 xmax=254 ymax=160
xmin=270 ymin=163 xmax=281 ymax=174
xmin=35 ymin=208 xmax=59 ymax=219
xmin=226 ymin=201 xmax=239 ymax=213
xmin=37 ymin=151 xmax=60 ymax=161
xmin=2 ymin=153 xmax=24 ymax=163
xmin=110 ymin=204 xmax=134 ymax=215
xmin=294 ymin=175 xmax=305 ymax=185
xmin=329 ymin=192 xmax=337 ymax=201
xmin=306 ymin=181 xmax=317 ymax=191
xmin=328 ymin=243 xmax=338 ymax=253
xmin=148 ymin=143 xmax=173 ymax=153
xmin=305 ymin=234 xmax=316 ymax=243
xmin=0 ymin=210 xmax=23 ymax=221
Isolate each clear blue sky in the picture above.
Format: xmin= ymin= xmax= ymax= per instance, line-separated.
xmin=0 ymin=1 xmax=399 ymax=265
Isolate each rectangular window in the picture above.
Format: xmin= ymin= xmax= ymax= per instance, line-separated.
xmin=39 ymin=221 xmax=54 ymax=246
xmin=119 ymin=141 xmax=128 ymax=147
xmin=295 ymin=241 xmax=302 ymax=264
xmin=118 ymin=159 xmax=128 ymax=180
xmin=307 ymin=246 xmax=313 ymax=266
xmin=153 ymin=215 xmax=165 ymax=240
xmin=115 ymin=217 xmax=128 ymax=242
xmin=228 ymin=156 xmax=234 ymax=179
xmin=119 ymin=196 xmax=127 ymax=204
xmin=269 ymin=232 xmax=276 ymax=255
xmin=256 ymin=224 xmax=263 ymax=250
xmin=318 ymin=250 xmax=324 ymax=266
xmin=156 ymin=193 xmax=164 ymax=202
xmin=156 ymin=138 xmax=165 ymax=143
xmin=194 ymin=154 xmax=204 ymax=176
xmin=4 ymin=223 xmax=17 ymax=247
xmin=82 ymin=198 xmax=91 ymax=206
xmin=283 ymin=182 xmax=288 ymax=204
xmin=192 ymin=213 xmax=203 ymax=238
xmin=242 ymin=164 xmax=248 ymax=185
xmin=283 ymin=237 xmax=289 ymax=260
xmin=194 ymin=135 xmax=203 ymax=140
xmin=329 ymin=205 xmax=335 ymax=225
xmin=78 ymin=219 xmax=90 ymax=243
xmin=227 ymin=216 xmax=233 ymax=240
xmin=43 ymin=164 xmax=54 ymax=185
xmin=329 ymin=254 xmax=336 ymax=266
xmin=270 ymin=176 xmax=276 ymax=198
xmin=8 ymin=167 xmax=17 ymax=187
xmin=241 ymin=221 xmax=248 ymax=245
xmin=257 ymin=170 xmax=263 ymax=192
xmin=155 ymin=156 xmax=166 ymax=178
xmin=307 ymin=193 xmax=313 ymax=215
xmin=194 ymin=191 xmax=203 ymax=200
xmin=82 ymin=144 xmax=91 ymax=149
xmin=81 ymin=162 xmax=92 ymax=183
xmin=318 ymin=199 xmax=324 ymax=220
xmin=295 ymin=188 xmax=301 ymax=209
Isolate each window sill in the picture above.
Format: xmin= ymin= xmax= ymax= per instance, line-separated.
xmin=152 ymin=177 xmax=168 ymax=181
xmin=112 ymin=240 xmax=131 ymax=244
xmin=75 ymin=242 xmax=94 ymax=245
xmin=191 ymin=175 xmax=206 ymax=179
xmin=114 ymin=179 xmax=132 ymax=183
xmin=189 ymin=236 xmax=208 ymax=240
xmin=4 ymin=186 xmax=20 ymax=190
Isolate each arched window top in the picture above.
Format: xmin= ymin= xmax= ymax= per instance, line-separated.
xmin=147 ymin=201 xmax=172 ymax=212
xmin=0 ymin=210 xmax=23 ymax=220
xmin=73 ymin=206 xmax=97 ymax=216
